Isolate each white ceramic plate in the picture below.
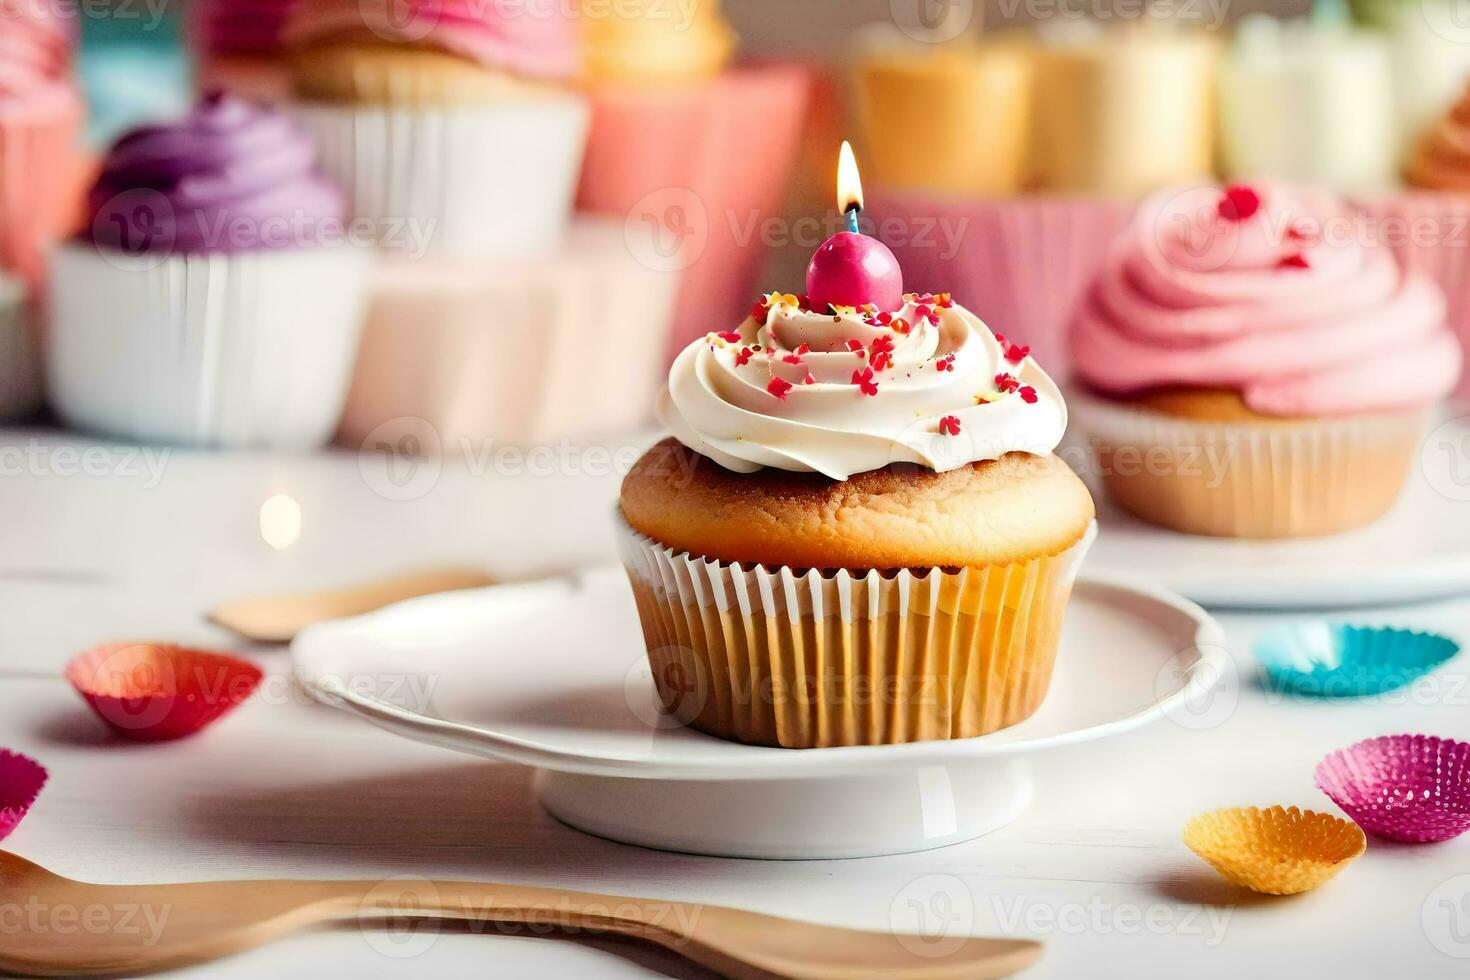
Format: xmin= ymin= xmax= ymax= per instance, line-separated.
xmin=293 ymin=567 xmax=1224 ymax=858
xmin=1082 ymin=414 xmax=1470 ymax=609
xmin=293 ymin=567 xmax=1224 ymax=780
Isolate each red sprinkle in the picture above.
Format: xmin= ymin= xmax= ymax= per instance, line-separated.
xmin=870 ymin=335 xmax=895 ymax=356
xmin=915 ymin=304 xmax=933 ymax=320
xmin=735 ymin=346 xmax=753 ymax=367
xmin=870 ymin=351 xmax=893 ymax=372
xmin=995 ymin=372 xmax=1020 ymax=393
xmin=851 ymin=368 xmax=879 ymax=396
xmin=938 ymin=415 xmax=962 ymax=437
xmin=935 ymin=353 xmax=956 ymax=373
xmin=845 ymin=338 xmax=866 ymax=352
xmin=1004 ymin=343 xmax=1030 ymax=365
xmin=1279 ymin=253 xmax=1311 ymax=270
xmin=1218 ymin=185 xmax=1261 ymax=223
xmin=767 ymin=377 xmax=793 ymax=400
xmin=749 ymin=300 xmax=769 ymax=319
xmin=876 ymin=312 xmax=893 ymax=326
xmin=717 ymin=331 xmax=742 ymax=344
xmin=891 ymin=317 xmax=912 ymax=334
xmin=782 ymin=352 xmax=805 ymax=365
xmin=803 ymin=372 xmax=817 ymax=385
xmin=1019 ymin=386 xmax=1038 ymax=404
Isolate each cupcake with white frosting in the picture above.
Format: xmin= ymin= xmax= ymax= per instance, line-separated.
xmin=618 ymin=290 xmax=1095 ymax=749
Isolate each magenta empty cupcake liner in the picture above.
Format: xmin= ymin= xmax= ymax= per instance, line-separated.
xmin=1316 ymin=734 xmax=1470 ymax=843
xmin=0 ymin=749 xmax=47 ymax=841
xmin=867 ymin=188 xmax=1135 ymax=378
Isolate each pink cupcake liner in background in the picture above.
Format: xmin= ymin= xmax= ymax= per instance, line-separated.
xmin=1354 ymin=191 xmax=1470 ymax=401
xmin=336 ymin=219 xmax=680 ymax=451
xmin=1316 ymin=734 xmax=1470 ymax=843
xmin=577 ymin=63 xmax=810 ymax=359
xmin=0 ymin=91 xmax=84 ymax=290
xmin=867 ymin=188 xmax=1134 ymax=380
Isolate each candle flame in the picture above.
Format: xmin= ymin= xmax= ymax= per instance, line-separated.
xmin=837 ymin=140 xmax=864 ymax=216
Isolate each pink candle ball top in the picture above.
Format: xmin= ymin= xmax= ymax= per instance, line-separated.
xmin=805 ymin=232 xmax=904 ymax=313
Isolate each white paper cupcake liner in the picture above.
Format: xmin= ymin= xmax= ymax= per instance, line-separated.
xmin=617 ymin=515 xmax=1095 ymax=749
xmin=335 ymin=218 xmax=679 ymax=450
xmin=47 ymin=241 xmax=371 ymax=448
xmin=291 ymin=96 xmax=589 ymax=261
xmin=1071 ymin=388 xmax=1430 ymax=538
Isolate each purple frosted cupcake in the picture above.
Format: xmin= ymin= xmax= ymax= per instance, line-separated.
xmin=47 ymin=95 xmax=370 ymax=448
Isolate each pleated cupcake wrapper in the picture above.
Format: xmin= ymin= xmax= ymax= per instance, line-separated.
xmin=0 ymin=93 xmax=84 ymax=290
xmin=0 ymin=749 xmax=46 ymax=842
xmin=1354 ymin=191 xmax=1470 ymax=402
xmin=336 ymin=219 xmax=678 ymax=450
xmin=47 ymin=242 xmax=371 ymax=449
xmin=66 ymin=642 xmax=264 ymax=742
xmin=1072 ymin=389 xmax=1429 ymax=538
xmin=1183 ymin=805 xmax=1366 ymax=896
xmin=867 ymin=188 xmax=1134 ymax=378
xmin=292 ymin=96 xmax=588 ymax=261
xmin=576 ymin=65 xmax=810 ymax=357
xmin=1316 ymin=734 xmax=1470 ymax=843
xmin=617 ymin=518 xmax=1095 ymax=749
xmin=0 ymin=279 xmax=39 ymax=421
xmin=1255 ymin=623 xmax=1460 ymax=698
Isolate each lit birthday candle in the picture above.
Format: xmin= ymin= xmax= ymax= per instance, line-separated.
xmin=804 ymin=142 xmax=904 ymax=313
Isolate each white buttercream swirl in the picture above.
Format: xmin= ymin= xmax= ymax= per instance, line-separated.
xmin=658 ymin=294 xmax=1068 ymax=480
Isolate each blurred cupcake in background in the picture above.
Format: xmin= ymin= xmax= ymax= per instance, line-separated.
xmin=1070 ymin=184 xmax=1460 ymax=538
xmin=1348 ymin=0 xmax=1470 ymax=158
xmin=574 ymin=0 xmax=809 ymax=357
xmin=0 ymin=270 xmax=38 ymax=420
xmin=287 ymin=0 xmax=588 ymax=259
xmin=0 ymin=0 xmax=84 ymax=287
xmin=861 ymin=20 xmax=1217 ymax=377
xmin=48 ymin=95 xmax=371 ymax=448
xmin=192 ymin=0 xmax=297 ymax=102
xmin=1219 ymin=15 xmax=1396 ymax=194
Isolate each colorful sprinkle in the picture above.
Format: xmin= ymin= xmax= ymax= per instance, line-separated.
xmin=1279 ymin=253 xmax=1311 ymax=270
xmin=1019 ymin=386 xmax=1038 ymax=404
xmin=935 ymin=353 xmax=956 ymax=373
xmin=851 ymin=367 xmax=879 ymax=396
xmin=995 ymin=372 xmax=1020 ymax=393
xmin=938 ymin=415 xmax=962 ymax=436
xmin=716 ymin=331 xmax=742 ymax=344
xmin=1004 ymin=343 xmax=1030 ymax=365
xmin=767 ymin=377 xmax=793 ymax=400
xmin=735 ymin=346 xmax=753 ymax=367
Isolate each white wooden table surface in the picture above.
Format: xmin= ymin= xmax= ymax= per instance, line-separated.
xmin=2 ymin=425 xmax=1468 ymax=979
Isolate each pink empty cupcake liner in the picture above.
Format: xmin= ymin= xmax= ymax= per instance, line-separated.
xmin=0 ymin=749 xmax=46 ymax=841
xmin=867 ymin=189 xmax=1134 ymax=379
xmin=1316 ymin=734 xmax=1470 ymax=843
xmin=577 ymin=63 xmax=810 ymax=359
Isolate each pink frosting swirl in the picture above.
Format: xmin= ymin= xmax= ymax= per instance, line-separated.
xmin=1071 ymin=185 xmax=1461 ymax=416
xmin=287 ymin=0 xmax=578 ymax=79
xmin=0 ymin=0 xmax=76 ymax=100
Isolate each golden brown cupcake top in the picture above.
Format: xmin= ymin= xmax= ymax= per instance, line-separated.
xmin=1410 ymin=85 xmax=1470 ymax=191
xmin=621 ymin=439 xmax=1094 ymax=570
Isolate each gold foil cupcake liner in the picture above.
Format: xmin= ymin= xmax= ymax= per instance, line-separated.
xmin=616 ymin=517 xmax=1095 ymax=749
xmin=1073 ymin=390 xmax=1429 ymax=539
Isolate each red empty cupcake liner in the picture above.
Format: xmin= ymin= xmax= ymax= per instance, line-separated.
xmin=65 ymin=643 xmax=263 ymax=742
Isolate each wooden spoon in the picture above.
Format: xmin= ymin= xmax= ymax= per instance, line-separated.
xmin=208 ymin=567 xmax=496 ymax=643
xmin=0 ymin=852 xmax=1040 ymax=979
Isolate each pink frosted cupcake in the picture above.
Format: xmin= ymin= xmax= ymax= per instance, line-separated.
xmin=574 ymin=0 xmax=808 ymax=357
xmin=286 ymin=0 xmax=587 ymax=260
xmin=1070 ymin=184 xmax=1461 ymax=538
xmin=191 ymin=0 xmax=297 ymax=102
xmin=0 ymin=1 xmax=83 ymax=287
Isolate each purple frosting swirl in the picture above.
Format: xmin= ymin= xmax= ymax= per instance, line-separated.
xmin=88 ymin=94 xmax=346 ymax=255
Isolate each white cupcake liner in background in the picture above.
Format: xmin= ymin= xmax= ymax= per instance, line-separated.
xmin=336 ymin=218 xmax=679 ymax=451
xmin=47 ymin=242 xmax=371 ymax=449
xmin=292 ymin=96 xmax=589 ymax=261
xmin=1071 ymin=387 xmax=1430 ymax=538
xmin=617 ymin=515 xmax=1096 ymax=748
